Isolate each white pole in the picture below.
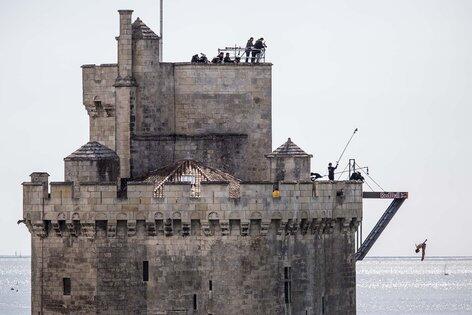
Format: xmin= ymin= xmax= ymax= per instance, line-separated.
xmin=159 ymin=0 xmax=163 ymax=61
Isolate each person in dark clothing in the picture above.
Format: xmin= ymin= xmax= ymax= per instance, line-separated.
xmin=198 ymin=53 xmax=208 ymax=63
xmin=328 ymin=162 xmax=338 ymax=181
xmin=415 ymin=239 xmax=427 ymax=261
xmin=245 ymin=37 xmax=254 ymax=63
xmin=310 ymin=172 xmax=323 ymax=181
xmin=349 ymin=171 xmax=364 ymax=182
xmin=224 ymin=52 xmax=234 ymax=63
xmin=211 ymin=52 xmax=224 ymax=64
xmin=251 ymin=38 xmax=266 ymax=63
xmin=191 ymin=54 xmax=199 ymax=63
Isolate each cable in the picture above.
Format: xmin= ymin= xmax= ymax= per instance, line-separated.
xmin=356 ymin=162 xmax=385 ymax=191
xmin=336 ymin=128 xmax=358 ymax=165
xmin=362 ymin=177 xmax=375 ymax=191
xmin=337 ymin=162 xmax=349 ymax=180
xmin=315 ymin=166 xmax=369 ymax=178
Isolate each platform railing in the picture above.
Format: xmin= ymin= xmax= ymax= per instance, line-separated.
xmin=217 ymin=46 xmax=266 ymax=63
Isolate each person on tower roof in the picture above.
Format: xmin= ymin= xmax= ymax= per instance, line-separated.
xmin=328 ymin=162 xmax=338 ymax=181
xmin=224 ymin=52 xmax=234 ymax=63
xmin=245 ymin=37 xmax=254 ymax=63
xmin=252 ymin=38 xmax=266 ymax=63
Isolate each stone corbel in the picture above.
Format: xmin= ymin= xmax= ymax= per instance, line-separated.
xmin=164 ymin=218 xmax=173 ymax=236
xmin=323 ymin=219 xmax=335 ymax=234
xmin=181 ymin=222 xmax=191 ymax=236
xmin=84 ymin=104 xmax=98 ymax=118
xmin=81 ymin=223 xmax=96 ymax=238
xmin=220 ymin=220 xmax=229 ymax=236
xmin=25 ymin=220 xmax=33 ymax=235
xmin=103 ymin=104 xmax=115 ymax=117
xmin=350 ymin=218 xmax=360 ymax=233
xmin=300 ymin=220 xmax=309 ymax=235
xmin=260 ymin=220 xmax=271 ymax=236
xmin=240 ymin=221 xmax=250 ymax=236
xmin=201 ymin=221 xmax=211 ymax=236
xmin=51 ymin=221 xmax=62 ymax=237
xmin=67 ymin=221 xmax=78 ymax=237
xmin=146 ymin=221 xmax=156 ymax=236
xmin=127 ymin=220 xmax=137 ymax=237
xmin=311 ymin=219 xmax=322 ymax=235
xmin=276 ymin=220 xmax=287 ymax=236
xmin=107 ymin=222 xmax=117 ymax=237
xmin=341 ymin=218 xmax=351 ymax=233
xmin=32 ymin=222 xmax=47 ymax=238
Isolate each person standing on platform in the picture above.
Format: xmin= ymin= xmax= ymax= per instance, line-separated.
xmin=245 ymin=37 xmax=254 ymax=63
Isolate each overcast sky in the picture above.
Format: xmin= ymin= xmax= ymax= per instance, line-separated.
xmin=1 ymin=0 xmax=471 ymax=256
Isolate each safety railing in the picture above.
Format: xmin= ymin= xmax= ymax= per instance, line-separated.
xmin=217 ymin=46 xmax=266 ymax=63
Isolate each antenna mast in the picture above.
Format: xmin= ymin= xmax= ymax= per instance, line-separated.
xmin=159 ymin=0 xmax=163 ymax=61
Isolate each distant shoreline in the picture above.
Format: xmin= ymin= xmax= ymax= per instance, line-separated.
xmin=0 ymin=255 xmax=31 ymax=258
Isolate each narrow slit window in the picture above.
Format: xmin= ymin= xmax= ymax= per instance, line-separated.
xmin=209 ymin=280 xmax=212 ymax=291
xmin=284 ymin=282 xmax=291 ymax=304
xmin=63 ymin=277 xmax=71 ymax=295
xmin=193 ymin=294 xmax=197 ymax=310
xmin=322 ymin=296 xmax=325 ymax=314
xmin=284 ymin=267 xmax=291 ymax=304
xmin=143 ymin=261 xmax=149 ymax=282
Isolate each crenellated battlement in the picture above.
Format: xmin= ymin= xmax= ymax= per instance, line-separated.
xmin=23 ymin=179 xmax=362 ymax=238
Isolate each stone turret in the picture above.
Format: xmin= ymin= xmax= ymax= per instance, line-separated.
xmin=64 ymin=141 xmax=120 ymax=183
xmin=266 ymin=138 xmax=313 ymax=182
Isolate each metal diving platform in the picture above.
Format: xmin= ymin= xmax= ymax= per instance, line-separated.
xmin=355 ymin=191 xmax=409 ymax=261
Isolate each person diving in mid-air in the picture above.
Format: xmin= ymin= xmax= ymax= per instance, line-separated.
xmin=415 ymin=239 xmax=427 ymax=261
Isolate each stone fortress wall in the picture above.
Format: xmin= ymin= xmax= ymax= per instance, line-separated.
xmin=24 ymin=173 xmax=361 ymax=314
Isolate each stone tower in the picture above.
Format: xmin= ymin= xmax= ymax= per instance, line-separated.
xmin=22 ymin=9 xmax=362 ymax=315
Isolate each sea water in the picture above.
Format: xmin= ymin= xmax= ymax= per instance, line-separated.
xmin=0 ymin=256 xmax=471 ymax=314
xmin=357 ymin=257 xmax=472 ymax=314
xmin=0 ymin=257 xmax=30 ymax=314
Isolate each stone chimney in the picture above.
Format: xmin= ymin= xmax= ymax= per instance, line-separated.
xmin=117 ymin=10 xmax=134 ymax=82
xmin=114 ymin=10 xmax=136 ymax=179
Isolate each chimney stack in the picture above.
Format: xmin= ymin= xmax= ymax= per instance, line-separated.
xmin=117 ymin=10 xmax=133 ymax=81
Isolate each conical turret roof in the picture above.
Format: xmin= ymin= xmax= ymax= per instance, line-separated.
xmin=266 ymin=138 xmax=312 ymax=157
xmin=132 ymin=18 xmax=160 ymax=40
xmin=64 ymin=141 xmax=119 ymax=161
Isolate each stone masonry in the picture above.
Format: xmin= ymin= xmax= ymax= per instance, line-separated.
xmin=22 ymin=9 xmax=363 ymax=315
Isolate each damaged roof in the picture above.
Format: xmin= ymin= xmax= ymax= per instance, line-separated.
xmin=266 ymin=138 xmax=312 ymax=157
xmin=132 ymin=18 xmax=160 ymax=40
xmin=142 ymin=160 xmax=241 ymax=198
xmin=64 ymin=141 xmax=119 ymax=161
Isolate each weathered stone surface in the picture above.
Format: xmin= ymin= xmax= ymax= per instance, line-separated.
xmin=23 ymin=9 xmax=363 ymax=315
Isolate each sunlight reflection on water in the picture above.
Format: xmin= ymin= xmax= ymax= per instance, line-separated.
xmin=1 ymin=256 xmax=471 ymax=314
xmin=357 ymin=257 xmax=472 ymax=314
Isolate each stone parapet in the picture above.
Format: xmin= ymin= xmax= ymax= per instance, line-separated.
xmin=23 ymin=180 xmax=362 ymax=238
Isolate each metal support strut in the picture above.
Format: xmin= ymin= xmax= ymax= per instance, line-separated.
xmin=355 ymin=192 xmax=408 ymax=261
